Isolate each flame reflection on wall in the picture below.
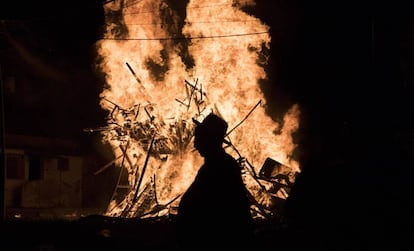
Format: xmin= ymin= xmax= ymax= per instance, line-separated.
xmin=94 ymin=0 xmax=301 ymax=220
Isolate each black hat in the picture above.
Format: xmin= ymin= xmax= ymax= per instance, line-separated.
xmin=194 ymin=113 xmax=228 ymax=143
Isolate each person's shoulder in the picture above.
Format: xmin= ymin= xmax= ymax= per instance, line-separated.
xmin=221 ymin=151 xmax=237 ymax=161
xmin=222 ymin=152 xmax=240 ymax=168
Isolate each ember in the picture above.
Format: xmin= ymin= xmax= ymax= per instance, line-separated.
xmin=89 ymin=0 xmax=301 ymax=220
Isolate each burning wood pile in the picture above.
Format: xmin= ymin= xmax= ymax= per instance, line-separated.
xmin=85 ymin=79 xmax=298 ymax=221
xmin=87 ymin=0 xmax=302 ymax=223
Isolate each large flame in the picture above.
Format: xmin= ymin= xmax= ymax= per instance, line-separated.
xmin=94 ymin=0 xmax=300 ymax=219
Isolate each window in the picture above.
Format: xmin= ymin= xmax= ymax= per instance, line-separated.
xmin=29 ymin=156 xmax=42 ymax=180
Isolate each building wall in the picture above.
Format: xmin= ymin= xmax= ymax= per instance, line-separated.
xmin=21 ymin=156 xmax=83 ymax=208
xmin=5 ymin=149 xmax=83 ymax=209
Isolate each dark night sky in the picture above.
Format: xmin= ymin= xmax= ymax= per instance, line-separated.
xmin=1 ymin=1 xmax=106 ymax=143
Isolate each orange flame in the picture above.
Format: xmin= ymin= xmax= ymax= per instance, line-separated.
xmin=95 ymin=0 xmax=300 ymax=219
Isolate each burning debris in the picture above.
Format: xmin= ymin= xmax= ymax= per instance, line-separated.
xmin=86 ymin=78 xmax=298 ymax=221
xmin=89 ymin=0 xmax=301 ymax=221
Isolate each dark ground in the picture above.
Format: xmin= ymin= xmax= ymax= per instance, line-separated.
xmin=4 ymin=216 xmax=174 ymax=251
xmin=3 ymin=215 xmax=293 ymax=251
xmin=2 ymin=210 xmax=399 ymax=251
xmin=2 ymin=215 xmax=372 ymax=251
xmin=4 ymin=216 xmax=179 ymax=251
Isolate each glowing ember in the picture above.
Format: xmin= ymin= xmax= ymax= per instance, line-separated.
xmin=93 ymin=0 xmax=300 ymax=220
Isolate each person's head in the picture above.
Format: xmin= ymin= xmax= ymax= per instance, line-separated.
xmin=193 ymin=113 xmax=228 ymax=157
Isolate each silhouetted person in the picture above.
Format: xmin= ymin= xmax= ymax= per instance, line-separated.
xmin=175 ymin=113 xmax=254 ymax=250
